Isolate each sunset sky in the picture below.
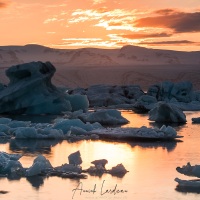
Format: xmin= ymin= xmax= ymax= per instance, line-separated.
xmin=0 ymin=0 xmax=200 ymax=51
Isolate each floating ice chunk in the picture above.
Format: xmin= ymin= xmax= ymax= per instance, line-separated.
xmin=147 ymin=81 xmax=193 ymax=103
xmin=109 ymin=164 xmax=128 ymax=176
xmin=68 ymin=151 xmax=82 ymax=166
xmin=0 ymin=118 xmax=12 ymax=124
xmin=53 ymin=119 xmax=103 ymax=134
xmin=3 ymin=160 xmax=23 ymax=174
xmin=70 ymin=127 xmax=87 ymax=135
xmin=160 ymin=125 xmax=167 ymax=132
xmin=65 ymin=94 xmax=89 ymax=112
xmin=176 ymin=162 xmax=200 ymax=178
xmin=0 ymin=152 xmax=22 ymax=161
xmin=133 ymin=95 xmax=157 ymax=111
xmin=79 ymin=109 xmax=129 ymax=125
xmin=46 ymin=129 xmax=64 ymax=139
xmin=34 ymin=155 xmax=52 ymax=168
xmin=0 ymin=132 xmax=8 ymax=137
xmin=55 ymin=164 xmax=82 ymax=173
xmin=8 ymin=121 xmax=31 ymax=128
xmin=175 ymin=177 xmax=200 ymax=188
xmin=90 ymin=126 xmax=180 ymax=140
xmin=164 ymin=126 xmax=177 ymax=137
xmin=54 ymin=119 xmax=86 ymax=133
xmin=15 ymin=127 xmax=38 ymax=139
xmin=0 ymin=124 xmax=10 ymax=134
xmin=38 ymin=128 xmax=64 ymax=139
xmin=90 ymin=122 xmax=103 ymax=129
xmin=192 ymin=117 xmax=200 ymax=123
xmin=26 ymin=155 xmax=52 ymax=176
xmin=86 ymin=165 xmax=105 ymax=175
xmin=73 ymin=84 xmax=144 ymax=107
xmin=149 ymin=102 xmax=186 ymax=123
xmin=91 ymin=159 xmax=108 ymax=168
xmin=0 ymin=152 xmax=22 ymax=174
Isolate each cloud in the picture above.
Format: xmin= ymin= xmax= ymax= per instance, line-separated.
xmin=69 ymin=8 xmax=136 ymax=23
xmin=0 ymin=0 xmax=8 ymax=8
xmin=139 ymin=40 xmax=199 ymax=46
xmin=154 ymin=9 xmax=178 ymax=15
xmin=134 ymin=9 xmax=200 ymax=33
xmin=118 ymin=32 xmax=172 ymax=39
xmin=93 ymin=0 xmax=106 ymax=5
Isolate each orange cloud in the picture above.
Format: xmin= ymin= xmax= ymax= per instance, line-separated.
xmin=93 ymin=0 xmax=106 ymax=5
xmin=119 ymin=32 xmax=172 ymax=39
xmin=0 ymin=0 xmax=8 ymax=8
xmin=135 ymin=10 xmax=200 ymax=33
xmin=139 ymin=40 xmax=199 ymax=46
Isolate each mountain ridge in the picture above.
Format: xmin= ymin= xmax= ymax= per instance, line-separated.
xmin=0 ymin=44 xmax=199 ymax=69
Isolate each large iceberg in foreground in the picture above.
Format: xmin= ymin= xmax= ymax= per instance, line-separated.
xmin=0 ymin=61 xmax=89 ymax=114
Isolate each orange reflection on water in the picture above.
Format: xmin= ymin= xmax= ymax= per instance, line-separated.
xmin=121 ymin=110 xmax=150 ymax=128
xmin=50 ymin=140 xmax=136 ymax=170
xmin=1 ymin=111 xmax=200 ymax=199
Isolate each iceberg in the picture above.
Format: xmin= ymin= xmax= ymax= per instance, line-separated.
xmin=70 ymin=84 xmax=144 ymax=107
xmin=133 ymin=95 xmax=157 ymax=112
xmin=147 ymin=81 xmax=193 ymax=103
xmin=79 ymin=109 xmax=129 ymax=125
xmin=89 ymin=125 xmax=182 ymax=141
xmin=91 ymin=159 xmax=108 ymax=168
xmin=192 ymin=117 xmax=200 ymax=123
xmin=175 ymin=162 xmax=200 ymax=191
xmin=26 ymin=155 xmax=52 ymax=176
xmin=68 ymin=151 xmax=82 ymax=166
xmin=149 ymin=102 xmax=186 ymax=123
xmin=53 ymin=118 xmax=103 ymax=134
xmin=0 ymin=151 xmax=128 ymax=181
xmin=176 ymin=162 xmax=200 ymax=178
xmin=0 ymin=152 xmax=23 ymax=176
xmin=0 ymin=61 xmax=89 ymax=114
xmin=109 ymin=164 xmax=128 ymax=176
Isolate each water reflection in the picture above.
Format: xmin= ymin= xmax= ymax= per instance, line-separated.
xmin=149 ymin=121 xmax=187 ymax=130
xmin=175 ymin=186 xmax=200 ymax=194
xmin=26 ymin=176 xmax=45 ymax=190
xmin=9 ymin=139 xmax=62 ymax=154
xmin=1 ymin=114 xmax=58 ymax=123
xmin=100 ymin=139 xmax=179 ymax=152
xmin=0 ymin=138 xmax=10 ymax=144
xmin=128 ymin=141 xmax=179 ymax=152
xmin=1 ymin=110 xmax=200 ymax=200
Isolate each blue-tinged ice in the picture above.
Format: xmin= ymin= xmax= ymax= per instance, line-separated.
xmin=26 ymin=155 xmax=52 ymax=176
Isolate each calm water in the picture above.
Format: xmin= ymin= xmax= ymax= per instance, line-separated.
xmin=1 ymin=110 xmax=200 ymax=200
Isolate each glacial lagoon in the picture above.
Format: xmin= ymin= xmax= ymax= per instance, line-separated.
xmin=1 ymin=110 xmax=200 ymax=200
